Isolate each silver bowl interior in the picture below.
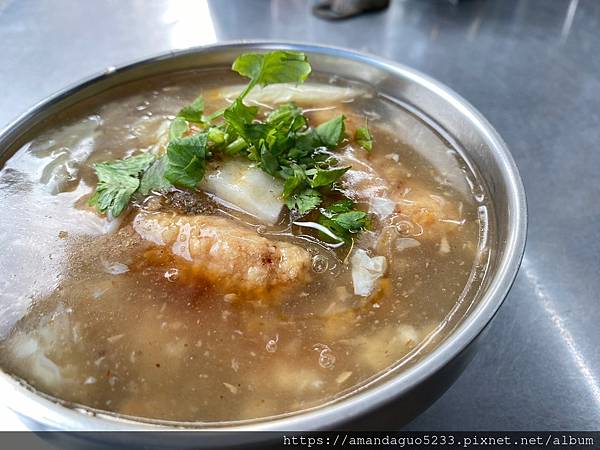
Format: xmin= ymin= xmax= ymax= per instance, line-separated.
xmin=0 ymin=42 xmax=527 ymax=431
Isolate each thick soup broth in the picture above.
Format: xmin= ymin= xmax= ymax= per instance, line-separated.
xmin=0 ymin=68 xmax=490 ymax=423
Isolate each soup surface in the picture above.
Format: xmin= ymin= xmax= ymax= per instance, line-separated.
xmin=0 ymin=65 xmax=491 ymax=423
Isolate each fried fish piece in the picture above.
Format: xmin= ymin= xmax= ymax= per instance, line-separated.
xmin=133 ymin=212 xmax=311 ymax=294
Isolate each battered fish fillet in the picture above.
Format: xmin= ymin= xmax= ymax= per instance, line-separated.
xmin=133 ymin=212 xmax=311 ymax=293
xmin=336 ymin=147 xmax=463 ymax=241
xmin=390 ymin=185 xmax=463 ymax=240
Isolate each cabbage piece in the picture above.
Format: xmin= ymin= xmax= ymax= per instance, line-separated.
xmin=8 ymin=309 xmax=77 ymax=391
xmin=128 ymin=116 xmax=170 ymax=154
xmin=200 ymin=159 xmax=284 ymax=225
xmin=220 ymin=83 xmax=366 ymax=105
xmin=29 ymin=115 xmax=102 ymax=194
xmin=350 ymin=249 xmax=387 ymax=297
xmin=369 ymin=196 xmax=396 ymax=218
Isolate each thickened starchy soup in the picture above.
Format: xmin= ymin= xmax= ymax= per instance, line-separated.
xmin=0 ymin=52 xmax=492 ymax=423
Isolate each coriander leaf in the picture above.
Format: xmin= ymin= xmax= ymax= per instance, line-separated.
xmin=139 ymin=156 xmax=172 ymax=195
xmin=282 ymin=164 xmax=307 ymax=198
xmin=316 ymin=115 xmax=345 ymax=147
xmin=177 ymin=95 xmax=205 ymax=123
xmin=259 ymin=143 xmax=279 ymax=176
xmin=318 ymin=216 xmax=349 ymax=243
xmin=318 ymin=201 xmax=370 ymax=243
xmin=96 ymin=152 xmax=155 ymax=173
xmin=169 ymin=117 xmax=189 ymax=141
xmin=289 ymin=129 xmax=319 ymax=160
xmin=164 ymin=133 xmax=208 ymax=189
xmin=266 ymin=102 xmax=305 ymax=131
xmin=223 ymin=98 xmax=259 ymax=140
xmin=232 ymin=51 xmax=311 ymax=98
xmin=286 ymin=188 xmax=321 ymax=215
xmin=309 ymin=166 xmax=350 ymax=188
xmin=89 ymin=152 xmax=155 ymax=217
xmin=325 ymin=198 xmax=354 ymax=214
xmin=245 ymin=123 xmax=271 ymax=144
xmin=324 ymin=198 xmax=354 ymax=214
xmin=331 ymin=210 xmax=370 ymax=233
xmin=355 ymin=122 xmax=373 ymax=151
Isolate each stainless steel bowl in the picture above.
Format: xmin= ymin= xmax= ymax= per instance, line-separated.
xmin=0 ymin=42 xmax=527 ymax=436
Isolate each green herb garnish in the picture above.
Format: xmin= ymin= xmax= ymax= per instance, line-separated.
xmin=169 ymin=116 xmax=189 ymax=141
xmin=355 ymin=120 xmax=373 ymax=151
xmin=164 ymin=133 xmax=209 ymax=189
xmin=232 ymin=51 xmax=311 ymax=99
xmin=308 ymin=166 xmax=350 ymax=188
xmin=177 ymin=94 xmax=205 ymax=123
xmin=89 ymin=50 xmax=375 ymax=246
xmin=88 ymin=152 xmax=155 ymax=217
xmin=139 ymin=156 xmax=171 ymax=195
xmin=318 ymin=200 xmax=370 ymax=243
xmin=286 ymin=189 xmax=322 ymax=215
xmin=316 ymin=115 xmax=346 ymax=147
xmin=220 ymin=55 xmax=348 ymax=215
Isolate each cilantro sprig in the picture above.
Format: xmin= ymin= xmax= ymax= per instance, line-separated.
xmin=88 ymin=153 xmax=155 ymax=217
xmin=232 ymin=51 xmax=311 ymax=99
xmin=164 ymin=133 xmax=209 ymax=189
xmin=318 ymin=199 xmax=370 ymax=244
xmin=355 ymin=120 xmax=373 ymax=151
xmin=88 ymin=50 xmax=375 ymax=247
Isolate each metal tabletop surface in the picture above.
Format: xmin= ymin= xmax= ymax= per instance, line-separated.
xmin=0 ymin=0 xmax=598 ymax=431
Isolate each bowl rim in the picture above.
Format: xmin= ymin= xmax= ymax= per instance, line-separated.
xmin=0 ymin=40 xmax=527 ymax=431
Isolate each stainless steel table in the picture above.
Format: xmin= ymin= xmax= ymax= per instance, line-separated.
xmin=0 ymin=0 xmax=598 ymax=431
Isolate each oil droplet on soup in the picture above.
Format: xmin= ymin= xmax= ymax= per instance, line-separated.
xmin=0 ymin=70 xmax=491 ymax=422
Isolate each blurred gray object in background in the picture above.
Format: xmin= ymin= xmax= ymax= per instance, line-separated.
xmin=313 ymin=0 xmax=390 ymax=20
xmin=312 ymin=0 xmax=470 ymax=20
